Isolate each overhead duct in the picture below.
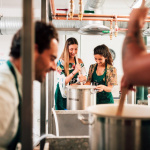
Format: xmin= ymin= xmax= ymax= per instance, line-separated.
xmin=84 ymin=0 xmax=105 ymax=14
xmin=0 ymin=17 xmax=22 ymax=35
xmin=52 ymin=20 xmax=103 ymax=29
xmin=0 ymin=17 xmax=41 ymax=35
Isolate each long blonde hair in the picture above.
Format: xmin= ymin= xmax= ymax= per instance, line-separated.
xmin=59 ymin=37 xmax=78 ymax=76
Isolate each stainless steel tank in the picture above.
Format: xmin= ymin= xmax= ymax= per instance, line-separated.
xmin=67 ymin=85 xmax=97 ymax=110
xmin=79 ymin=104 xmax=150 ymax=150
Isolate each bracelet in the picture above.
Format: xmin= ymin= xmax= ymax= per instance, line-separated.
xmin=72 ymin=72 xmax=75 ymax=76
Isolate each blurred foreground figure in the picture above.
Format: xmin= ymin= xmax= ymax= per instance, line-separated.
xmin=121 ymin=3 xmax=149 ymax=89
xmin=0 ymin=21 xmax=58 ymax=150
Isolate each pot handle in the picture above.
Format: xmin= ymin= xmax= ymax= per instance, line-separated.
xmin=90 ymin=89 xmax=99 ymax=94
xmin=78 ymin=114 xmax=94 ymax=125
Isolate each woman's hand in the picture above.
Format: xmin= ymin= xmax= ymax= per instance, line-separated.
xmin=78 ymin=74 xmax=87 ymax=82
xmin=73 ymin=64 xmax=81 ymax=74
xmin=95 ymin=85 xmax=106 ymax=92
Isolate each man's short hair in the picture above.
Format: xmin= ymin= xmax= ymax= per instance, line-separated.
xmin=10 ymin=21 xmax=58 ymax=59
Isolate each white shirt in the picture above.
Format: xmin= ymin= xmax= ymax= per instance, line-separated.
xmin=0 ymin=62 xmax=22 ymax=150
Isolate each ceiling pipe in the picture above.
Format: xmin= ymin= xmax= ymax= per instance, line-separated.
xmin=54 ymin=13 xmax=150 ymax=19
xmin=54 ymin=17 xmax=150 ymax=22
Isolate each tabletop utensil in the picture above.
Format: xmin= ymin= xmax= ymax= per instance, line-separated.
xmin=75 ymin=54 xmax=83 ymax=85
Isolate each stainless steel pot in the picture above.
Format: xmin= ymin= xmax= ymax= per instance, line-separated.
xmin=67 ymin=85 xmax=97 ymax=110
xmin=79 ymin=104 xmax=150 ymax=150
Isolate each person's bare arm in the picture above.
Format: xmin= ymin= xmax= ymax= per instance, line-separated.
xmin=121 ymin=6 xmax=149 ymax=88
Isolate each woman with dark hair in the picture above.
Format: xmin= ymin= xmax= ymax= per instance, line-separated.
xmin=55 ymin=37 xmax=87 ymax=110
xmin=86 ymin=44 xmax=117 ymax=104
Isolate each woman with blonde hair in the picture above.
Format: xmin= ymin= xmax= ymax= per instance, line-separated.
xmin=86 ymin=44 xmax=117 ymax=104
xmin=55 ymin=37 xmax=87 ymax=110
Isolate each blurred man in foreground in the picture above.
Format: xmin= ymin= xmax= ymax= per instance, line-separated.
xmin=0 ymin=21 xmax=58 ymax=150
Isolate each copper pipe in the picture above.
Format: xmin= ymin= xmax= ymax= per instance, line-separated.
xmin=55 ymin=17 xmax=128 ymax=21
xmin=50 ymin=0 xmax=56 ymax=16
xmin=55 ymin=17 xmax=126 ymax=21
xmin=54 ymin=17 xmax=150 ymax=22
xmin=55 ymin=13 xmax=150 ymax=19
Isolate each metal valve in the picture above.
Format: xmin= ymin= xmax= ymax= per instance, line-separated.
xmin=69 ymin=0 xmax=74 ymax=19
xmin=78 ymin=0 xmax=83 ymax=21
xmin=110 ymin=20 xmax=113 ymax=40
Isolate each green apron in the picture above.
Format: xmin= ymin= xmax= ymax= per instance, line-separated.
xmin=92 ymin=64 xmax=114 ymax=104
xmin=55 ymin=63 xmax=78 ymax=110
xmin=6 ymin=60 xmax=21 ymax=150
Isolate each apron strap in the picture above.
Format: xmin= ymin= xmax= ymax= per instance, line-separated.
xmin=104 ymin=63 xmax=107 ymax=86
xmin=6 ymin=60 xmax=21 ymax=150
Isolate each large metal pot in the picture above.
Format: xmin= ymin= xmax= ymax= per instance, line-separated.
xmin=67 ymin=85 xmax=97 ymax=110
xmin=79 ymin=104 xmax=150 ymax=150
